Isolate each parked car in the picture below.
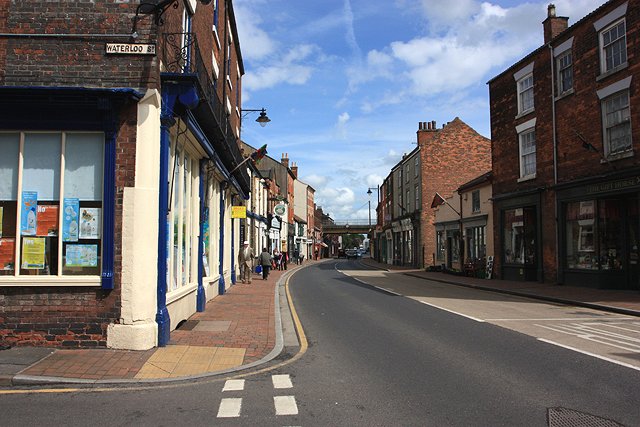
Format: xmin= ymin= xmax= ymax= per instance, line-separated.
xmin=337 ymin=249 xmax=346 ymax=258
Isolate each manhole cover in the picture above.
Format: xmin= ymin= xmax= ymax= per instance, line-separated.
xmin=548 ymin=407 xmax=625 ymax=427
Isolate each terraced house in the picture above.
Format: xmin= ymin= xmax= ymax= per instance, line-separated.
xmin=0 ymin=0 xmax=254 ymax=349
xmin=489 ymin=1 xmax=640 ymax=289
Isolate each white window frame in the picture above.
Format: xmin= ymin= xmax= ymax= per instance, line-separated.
xmin=514 ymin=62 xmax=534 ymax=116
xmin=594 ymin=2 xmax=628 ymax=77
xmin=516 ymin=118 xmax=537 ymax=181
xmin=597 ymin=77 xmax=633 ymax=159
xmin=0 ymin=131 xmax=104 ymax=286
xmin=599 ymin=19 xmax=627 ymax=75
xmin=556 ymin=50 xmax=573 ymax=95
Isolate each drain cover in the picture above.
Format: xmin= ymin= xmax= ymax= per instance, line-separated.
xmin=548 ymin=407 xmax=625 ymax=427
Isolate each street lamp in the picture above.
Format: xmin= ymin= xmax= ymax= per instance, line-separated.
xmin=367 ymin=187 xmax=380 ymax=229
xmin=241 ymin=108 xmax=271 ymax=127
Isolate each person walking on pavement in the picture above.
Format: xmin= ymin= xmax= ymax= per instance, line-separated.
xmin=258 ymin=247 xmax=272 ymax=280
xmin=238 ymin=240 xmax=254 ymax=284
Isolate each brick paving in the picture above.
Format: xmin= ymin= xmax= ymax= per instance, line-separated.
xmin=18 ymin=263 xmax=304 ymax=382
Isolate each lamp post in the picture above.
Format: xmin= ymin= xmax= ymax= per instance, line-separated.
xmin=367 ymin=187 xmax=379 ymax=257
xmin=240 ymin=108 xmax=271 ymax=127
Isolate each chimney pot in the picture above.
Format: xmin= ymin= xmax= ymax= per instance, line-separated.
xmin=431 ymin=120 xmax=436 ymax=129
xmin=548 ymin=4 xmax=556 ymax=17
xmin=419 ymin=122 xmax=423 ymax=130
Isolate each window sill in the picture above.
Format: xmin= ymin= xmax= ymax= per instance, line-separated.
xmin=515 ymin=108 xmax=534 ymax=120
xmin=596 ymin=62 xmax=628 ymax=82
xmin=603 ymin=149 xmax=633 ymax=163
xmin=167 ymin=282 xmax=198 ymax=305
xmin=0 ymin=276 xmax=101 ymax=287
xmin=517 ymin=174 xmax=536 ymax=183
xmin=555 ymin=88 xmax=574 ymax=101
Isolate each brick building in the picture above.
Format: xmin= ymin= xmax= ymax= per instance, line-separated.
xmin=0 ymin=0 xmax=252 ymax=349
xmin=488 ymin=1 xmax=640 ymax=290
xmin=418 ymin=119 xmax=492 ymax=268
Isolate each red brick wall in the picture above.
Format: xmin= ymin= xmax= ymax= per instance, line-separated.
xmin=0 ymin=0 xmax=156 ymax=90
xmin=419 ymin=118 xmax=491 ymax=267
xmin=0 ymin=109 xmax=138 ymax=348
xmin=489 ymin=0 xmax=640 ymax=281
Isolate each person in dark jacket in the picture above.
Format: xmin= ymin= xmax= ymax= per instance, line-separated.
xmin=258 ymin=248 xmax=272 ymax=280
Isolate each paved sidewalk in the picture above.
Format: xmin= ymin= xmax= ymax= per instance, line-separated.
xmin=360 ymin=258 xmax=640 ymax=317
xmin=0 ymin=260 xmax=313 ymax=387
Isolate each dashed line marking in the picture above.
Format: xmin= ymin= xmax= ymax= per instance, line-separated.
xmin=217 ymin=397 xmax=242 ymax=418
xmin=272 ymin=374 xmax=293 ymax=389
xmin=274 ymin=395 xmax=298 ymax=415
xmin=222 ymin=379 xmax=245 ymax=391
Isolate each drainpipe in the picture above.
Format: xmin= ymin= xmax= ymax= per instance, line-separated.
xmin=549 ymin=44 xmax=560 ymax=283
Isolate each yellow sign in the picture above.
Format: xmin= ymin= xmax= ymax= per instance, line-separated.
xmin=21 ymin=237 xmax=45 ymax=269
xmin=231 ymin=206 xmax=247 ymax=219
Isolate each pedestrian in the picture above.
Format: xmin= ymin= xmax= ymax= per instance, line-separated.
xmin=293 ymin=248 xmax=299 ymax=265
xmin=238 ymin=240 xmax=255 ymax=284
xmin=315 ymin=249 xmax=319 ymax=260
xmin=283 ymin=251 xmax=288 ymax=270
xmin=258 ymin=247 xmax=272 ymax=280
xmin=274 ymin=249 xmax=282 ymax=270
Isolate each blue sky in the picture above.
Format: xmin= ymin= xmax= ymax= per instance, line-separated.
xmin=234 ymin=0 xmax=603 ymax=221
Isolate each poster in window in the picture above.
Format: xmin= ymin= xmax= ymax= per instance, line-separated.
xmin=0 ymin=238 xmax=15 ymax=270
xmin=36 ymin=205 xmax=59 ymax=236
xmin=79 ymin=208 xmax=100 ymax=239
xmin=65 ymin=244 xmax=98 ymax=267
xmin=21 ymin=191 xmax=38 ymax=236
xmin=21 ymin=237 xmax=45 ymax=269
xmin=0 ymin=206 xmax=3 ymax=238
xmin=62 ymin=198 xmax=79 ymax=242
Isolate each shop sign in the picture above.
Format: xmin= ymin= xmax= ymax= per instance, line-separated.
xmin=105 ymin=43 xmax=156 ymax=55
xmin=586 ymin=176 xmax=640 ymax=195
xmin=270 ymin=215 xmax=281 ymax=230
xmin=401 ymin=218 xmax=412 ymax=231
xmin=274 ymin=203 xmax=286 ymax=216
xmin=231 ymin=206 xmax=246 ymax=219
xmin=391 ymin=221 xmax=402 ymax=232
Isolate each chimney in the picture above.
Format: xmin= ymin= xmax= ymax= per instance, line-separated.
xmin=291 ymin=162 xmax=298 ymax=178
xmin=543 ymin=4 xmax=568 ymax=44
xmin=281 ymin=153 xmax=289 ymax=168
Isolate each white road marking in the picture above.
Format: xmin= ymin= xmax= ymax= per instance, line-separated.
xmin=535 ymin=322 xmax=640 ymax=352
xmin=538 ymin=338 xmax=640 ymax=372
xmin=274 ymin=395 xmax=299 ymax=415
xmin=222 ymin=379 xmax=245 ymax=391
xmin=217 ymin=398 xmax=242 ymax=418
xmin=272 ymin=374 xmax=293 ymax=389
xmin=485 ymin=317 xmax=632 ymax=321
xmin=419 ymin=300 xmax=485 ymax=322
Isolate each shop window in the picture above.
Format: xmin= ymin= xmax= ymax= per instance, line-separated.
xmin=598 ymin=199 xmax=623 ymax=270
xmin=0 ymin=132 xmax=103 ymax=278
xmin=168 ymin=142 xmax=199 ymax=292
xmin=436 ymin=231 xmax=444 ymax=261
xmin=566 ymin=201 xmax=597 ymax=270
xmin=503 ymin=207 xmax=536 ymax=265
xmin=466 ymin=226 xmax=486 ymax=260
